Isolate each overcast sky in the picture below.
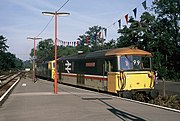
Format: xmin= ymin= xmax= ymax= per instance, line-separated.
xmin=0 ymin=0 xmax=153 ymax=61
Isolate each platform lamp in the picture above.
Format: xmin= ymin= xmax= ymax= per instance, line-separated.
xmin=42 ymin=11 xmax=70 ymax=94
xmin=27 ymin=37 xmax=42 ymax=83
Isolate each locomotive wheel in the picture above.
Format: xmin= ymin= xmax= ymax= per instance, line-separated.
xmin=122 ymin=91 xmax=132 ymax=99
xmin=118 ymin=91 xmax=123 ymax=97
xmin=134 ymin=93 xmax=145 ymax=102
xmin=150 ymin=89 xmax=159 ymax=99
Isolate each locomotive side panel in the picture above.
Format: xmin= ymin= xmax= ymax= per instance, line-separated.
xmin=56 ymin=47 xmax=158 ymax=98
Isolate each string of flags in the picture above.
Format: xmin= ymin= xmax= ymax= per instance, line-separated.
xmin=58 ymin=0 xmax=152 ymax=47
xmin=108 ymin=0 xmax=148 ymax=29
xmin=57 ymin=29 xmax=106 ymax=47
xmin=57 ymin=39 xmax=78 ymax=47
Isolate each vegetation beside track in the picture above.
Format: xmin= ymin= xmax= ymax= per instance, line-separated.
xmin=149 ymin=95 xmax=180 ymax=110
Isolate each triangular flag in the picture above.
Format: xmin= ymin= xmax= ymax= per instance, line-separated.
xmin=94 ymin=33 xmax=97 ymax=42
xmin=104 ymin=28 xmax=107 ymax=37
xmin=118 ymin=19 xmax=121 ymax=29
xmin=101 ymin=29 xmax=104 ymax=39
xmin=86 ymin=36 xmax=88 ymax=44
xmin=98 ymin=32 xmax=101 ymax=39
xmin=142 ymin=0 xmax=147 ymax=10
xmin=125 ymin=14 xmax=128 ymax=24
xmin=133 ymin=8 xmax=137 ymax=18
xmin=113 ymin=22 xmax=116 ymax=26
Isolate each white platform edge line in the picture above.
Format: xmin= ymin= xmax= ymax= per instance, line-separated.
xmin=116 ymin=97 xmax=180 ymax=113
xmin=0 ymin=78 xmax=20 ymax=102
xmin=79 ymin=88 xmax=180 ymax=113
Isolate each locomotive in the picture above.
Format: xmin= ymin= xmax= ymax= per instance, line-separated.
xmin=36 ymin=47 xmax=158 ymax=99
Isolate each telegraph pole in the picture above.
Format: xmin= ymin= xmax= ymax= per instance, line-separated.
xmin=27 ymin=37 xmax=42 ymax=82
xmin=42 ymin=11 xmax=70 ymax=94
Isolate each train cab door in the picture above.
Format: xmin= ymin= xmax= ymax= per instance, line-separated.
xmin=77 ymin=73 xmax=85 ymax=85
xmin=77 ymin=60 xmax=85 ymax=86
xmin=104 ymin=60 xmax=114 ymax=91
xmin=104 ymin=60 xmax=113 ymax=75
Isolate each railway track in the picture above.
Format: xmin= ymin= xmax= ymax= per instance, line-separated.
xmin=0 ymin=72 xmax=22 ymax=105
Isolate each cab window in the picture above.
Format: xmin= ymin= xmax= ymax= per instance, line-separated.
xmin=120 ymin=56 xmax=133 ymax=70
xmin=120 ymin=55 xmax=151 ymax=70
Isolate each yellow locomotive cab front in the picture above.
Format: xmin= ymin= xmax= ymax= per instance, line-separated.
xmin=107 ymin=48 xmax=157 ymax=98
xmin=48 ymin=60 xmax=55 ymax=79
xmin=108 ymin=71 xmax=155 ymax=93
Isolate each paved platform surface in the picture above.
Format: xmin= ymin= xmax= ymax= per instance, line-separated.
xmin=0 ymin=78 xmax=180 ymax=121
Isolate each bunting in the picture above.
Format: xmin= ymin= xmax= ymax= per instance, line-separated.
xmin=142 ymin=0 xmax=147 ymax=10
xmin=125 ymin=14 xmax=128 ymax=24
xmin=94 ymin=33 xmax=97 ymax=42
xmin=86 ymin=36 xmax=88 ymax=44
xmin=76 ymin=41 xmax=79 ymax=46
xmin=107 ymin=0 xmax=149 ymax=30
xmin=113 ymin=22 xmax=116 ymax=26
xmin=58 ymin=39 xmax=78 ymax=47
xmin=118 ymin=19 xmax=121 ymax=29
xmin=133 ymin=8 xmax=137 ymax=18
xmin=104 ymin=28 xmax=107 ymax=37
xmin=98 ymin=32 xmax=101 ymax=39
xmin=57 ymin=1 xmax=150 ymax=46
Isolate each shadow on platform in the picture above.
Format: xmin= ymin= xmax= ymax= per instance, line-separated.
xmin=82 ymin=97 xmax=145 ymax=121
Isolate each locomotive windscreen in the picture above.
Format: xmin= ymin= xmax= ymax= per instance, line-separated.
xmin=119 ymin=55 xmax=151 ymax=70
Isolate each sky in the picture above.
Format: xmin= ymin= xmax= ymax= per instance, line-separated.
xmin=0 ymin=0 xmax=153 ymax=61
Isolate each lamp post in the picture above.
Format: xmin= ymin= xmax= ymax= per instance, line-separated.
xmin=27 ymin=37 xmax=42 ymax=82
xmin=42 ymin=11 xmax=70 ymax=94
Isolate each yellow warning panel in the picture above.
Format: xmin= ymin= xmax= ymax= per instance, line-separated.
xmin=108 ymin=72 xmax=120 ymax=93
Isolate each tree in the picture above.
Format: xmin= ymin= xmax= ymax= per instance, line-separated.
xmin=30 ymin=38 xmax=79 ymax=63
xmin=30 ymin=38 xmax=54 ymax=62
xmin=117 ymin=13 xmax=156 ymax=51
xmin=0 ymin=52 xmax=23 ymax=71
xmin=0 ymin=35 xmax=23 ymax=71
xmin=104 ymin=39 xmax=116 ymax=49
xmin=0 ymin=35 xmax=9 ymax=52
xmin=152 ymin=0 xmax=180 ymax=80
xmin=116 ymin=0 xmax=180 ymax=80
xmin=117 ymin=17 xmax=143 ymax=48
xmin=77 ymin=25 xmax=106 ymax=52
xmin=57 ymin=46 xmax=77 ymax=57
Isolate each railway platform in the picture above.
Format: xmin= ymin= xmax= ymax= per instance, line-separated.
xmin=0 ymin=77 xmax=180 ymax=121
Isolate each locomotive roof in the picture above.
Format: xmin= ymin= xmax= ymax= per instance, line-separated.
xmin=59 ymin=53 xmax=86 ymax=60
xmin=105 ymin=47 xmax=152 ymax=56
xmin=58 ymin=47 xmax=152 ymax=61
xmin=85 ymin=49 xmax=109 ymax=58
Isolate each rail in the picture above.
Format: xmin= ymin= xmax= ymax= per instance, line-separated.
xmin=0 ymin=72 xmax=21 ymax=89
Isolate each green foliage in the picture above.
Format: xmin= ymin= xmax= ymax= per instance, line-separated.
xmin=116 ymin=0 xmax=180 ymax=80
xmin=0 ymin=35 xmax=9 ymax=52
xmin=58 ymin=46 xmax=77 ymax=57
xmin=31 ymin=38 xmax=78 ymax=62
xmin=77 ymin=25 xmax=106 ymax=52
xmin=23 ymin=60 xmax=32 ymax=69
xmin=29 ymin=0 xmax=180 ymax=81
xmin=0 ymin=35 xmax=23 ymax=72
xmin=152 ymin=0 xmax=180 ymax=80
xmin=30 ymin=38 xmax=54 ymax=62
xmin=0 ymin=52 xmax=23 ymax=71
